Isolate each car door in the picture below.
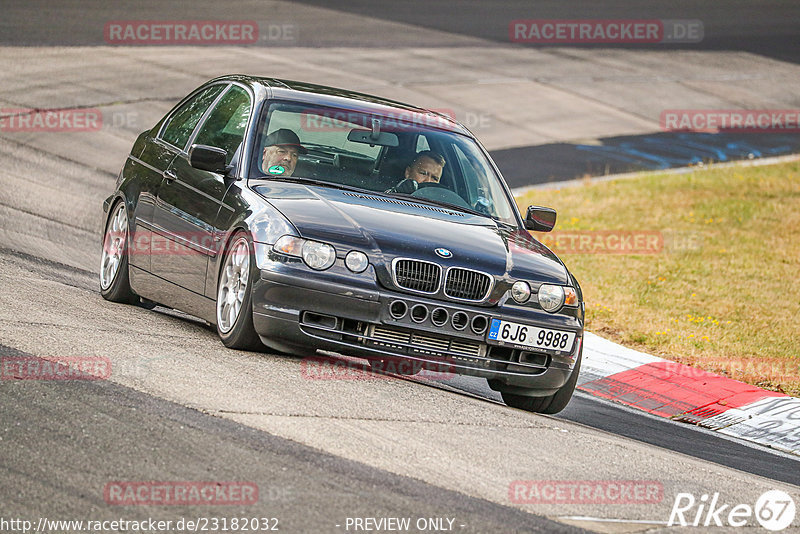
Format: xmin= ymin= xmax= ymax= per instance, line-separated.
xmin=139 ymin=83 xmax=226 ymax=275
xmin=151 ymin=84 xmax=252 ymax=295
xmin=124 ymin=134 xmax=177 ymax=274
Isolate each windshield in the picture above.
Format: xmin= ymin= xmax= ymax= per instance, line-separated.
xmin=249 ymin=101 xmax=518 ymax=224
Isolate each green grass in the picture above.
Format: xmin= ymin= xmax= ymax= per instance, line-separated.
xmin=516 ymin=161 xmax=800 ymax=396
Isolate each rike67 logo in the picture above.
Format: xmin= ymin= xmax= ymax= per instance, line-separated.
xmin=669 ymin=490 xmax=796 ymax=531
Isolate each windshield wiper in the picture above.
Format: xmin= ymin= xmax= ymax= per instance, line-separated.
xmin=386 ymin=193 xmax=490 ymax=219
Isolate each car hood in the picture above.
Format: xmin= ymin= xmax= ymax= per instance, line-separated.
xmin=253 ymin=181 xmax=569 ymax=285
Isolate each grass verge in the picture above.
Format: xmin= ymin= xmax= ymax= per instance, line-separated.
xmin=516 ymin=160 xmax=800 ymax=396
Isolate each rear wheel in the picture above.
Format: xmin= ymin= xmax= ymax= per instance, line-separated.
xmin=216 ymin=232 xmax=263 ymax=351
xmin=100 ymin=201 xmax=138 ymax=304
xmin=501 ymin=350 xmax=582 ymax=414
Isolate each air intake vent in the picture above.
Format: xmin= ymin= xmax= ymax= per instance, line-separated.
xmin=366 ymin=325 xmax=486 ymax=360
xmin=444 ymin=268 xmax=492 ymax=301
xmin=410 ymin=333 xmax=451 ymax=353
xmin=342 ymin=192 xmax=465 ymax=216
xmin=393 ymin=259 xmax=441 ymax=294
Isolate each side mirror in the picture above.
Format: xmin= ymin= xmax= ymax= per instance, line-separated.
xmin=189 ymin=144 xmax=228 ymax=173
xmin=524 ymin=205 xmax=557 ymax=232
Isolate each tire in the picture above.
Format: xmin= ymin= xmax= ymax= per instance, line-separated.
xmin=216 ymin=231 xmax=263 ymax=351
xmin=99 ymin=201 xmax=138 ymax=304
xmin=501 ymin=349 xmax=582 ymax=414
xmin=369 ymin=358 xmax=422 ymax=376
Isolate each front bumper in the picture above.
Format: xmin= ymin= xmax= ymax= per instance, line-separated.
xmin=252 ymin=252 xmax=583 ymax=393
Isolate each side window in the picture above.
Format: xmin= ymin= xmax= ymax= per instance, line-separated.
xmin=161 ymin=85 xmax=225 ymax=150
xmin=193 ymin=86 xmax=252 ymax=165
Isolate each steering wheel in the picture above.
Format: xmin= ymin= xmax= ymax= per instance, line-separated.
xmin=411 ymin=184 xmax=472 ymax=210
xmin=416 ymin=181 xmax=449 ymax=189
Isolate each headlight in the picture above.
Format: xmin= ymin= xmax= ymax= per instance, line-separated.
xmin=301 ymin=240 xmax=336 ymax=270
xmin=273 ymin=235 xmax=337 ymax=271
xmin=345 ymin=250 xmax=369 ymax=273
xmin=537 ymin=284 xmax=565 ymax=312
xmin=511 ymin=280 xmax=531 ymax=303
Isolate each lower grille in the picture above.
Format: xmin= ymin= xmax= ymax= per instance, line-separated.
xmin=449 ymin=339 xmax=483 ymax=357
xmin=369 ymin=325 xmax=485 ymax=360
xmin=410 ymin=332 xmax=451 ymax=354
xmin=298 ymin=314 xmax=551 ymax=375
xmin=362 ymin=325 xmax=546 ymax=373
xmin=370 ymin=327 xmax=410 ymax=345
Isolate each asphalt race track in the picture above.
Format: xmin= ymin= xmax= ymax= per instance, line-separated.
xmin=1 ymin=2 xmax=799 ymax=533
xmin=0 ymin=341 xmax=578 ymax=534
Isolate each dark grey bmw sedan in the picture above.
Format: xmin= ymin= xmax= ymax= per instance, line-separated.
xmin=100 ymin=75 xmax=584 ymax=413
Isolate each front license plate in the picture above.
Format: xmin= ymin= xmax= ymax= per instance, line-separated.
xmin=487 ymin=319 xmax=575 ymax=352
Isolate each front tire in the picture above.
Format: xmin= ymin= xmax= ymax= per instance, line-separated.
xmin=501 ymin=349 xmax=582 ymax=414
xmin=216 ymin=231 xmax=263 ymax=351
xmin=100 ymin=201 xmax=138 ymax=304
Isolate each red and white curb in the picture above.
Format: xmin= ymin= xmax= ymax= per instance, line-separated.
xmin=579 ymin=332 xmax=800 ymax=456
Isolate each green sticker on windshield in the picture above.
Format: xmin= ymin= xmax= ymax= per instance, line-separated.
xmin=267 ymin=165 xmax=285 ymax=175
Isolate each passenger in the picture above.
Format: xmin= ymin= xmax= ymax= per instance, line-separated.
xmin=262 ymin=128 xmax=307 ymax=177
xmin=387 ymin=150 xmax=446 ymax=194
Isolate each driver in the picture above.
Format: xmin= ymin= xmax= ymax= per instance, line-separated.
xmin=262 ymin=128 xmax=307 ymax=177
xmin=386 ymin=151 xmax=446 ymax=194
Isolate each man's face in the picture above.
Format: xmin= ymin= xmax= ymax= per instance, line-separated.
xmin=405 ymin=156 xmax=443 ymax=184
xmin=263 ymin=145 xmax=300 ymax=176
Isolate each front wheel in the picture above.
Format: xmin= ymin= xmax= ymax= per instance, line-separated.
xmin=216 ymin=231 xmax=263 ymax=351
xmin=100 ymin=201 xmax=138 ymax=304
xmin=501 ymin=350 xmax=582 ymax=414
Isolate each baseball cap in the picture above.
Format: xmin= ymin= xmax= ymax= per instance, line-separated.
xmin=265 ymin=128 xmax=307 ymax=154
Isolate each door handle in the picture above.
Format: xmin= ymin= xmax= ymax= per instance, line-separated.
xmin=162 ymin=169 xmax=177 ymax=183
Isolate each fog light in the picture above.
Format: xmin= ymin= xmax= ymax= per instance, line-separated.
xmin=511 ymin=280 xmax=531 ymax=303
xmin=537 ymin=284 xmax=565 ymax=312
xmin=345 ymin=250 xmax=369 ymax=273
